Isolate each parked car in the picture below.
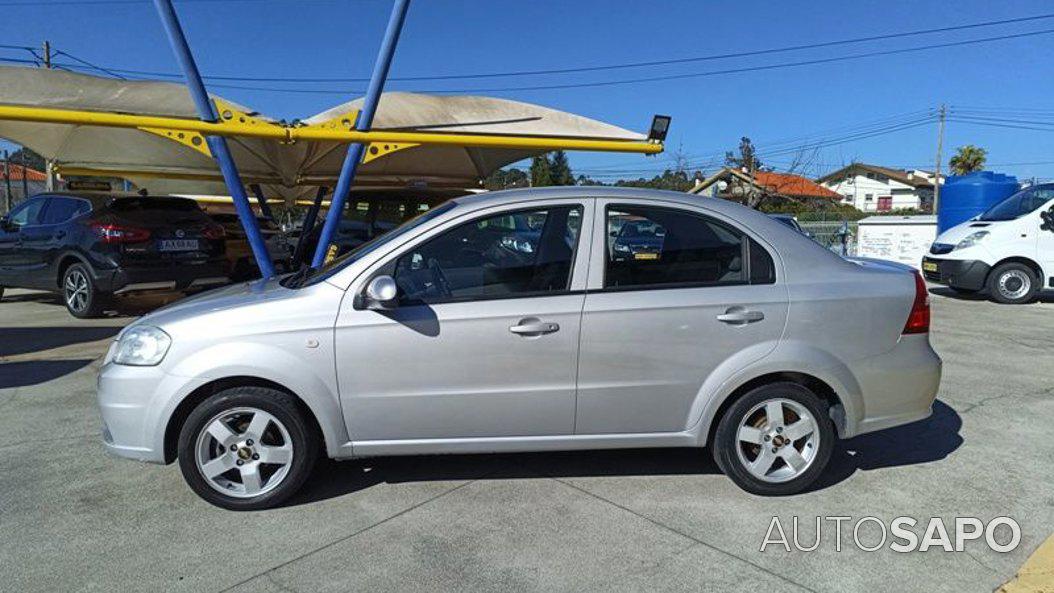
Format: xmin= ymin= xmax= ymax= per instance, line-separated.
xmin=207 ymin=213 xmax=292 ymax=281
xmin=768 ymin=214 xmax=819 ymax=242
xmin=292 ymin=193 xmax=451 ymax=267
xmin=0 ymin=193 xmax=227 ymax=317
xmin=923 ymin=183 xmax=1054 ymax=304
xmin=97 ymin=187 xmax=941 ymax=510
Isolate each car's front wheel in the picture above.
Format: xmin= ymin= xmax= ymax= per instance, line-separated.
xmin=986 ymin=262 xmax=1039 ymax=304
xmin=62 ymin=262 xmax=109 ymax=318
xmin=713 ymin=382 xmax=834 ymax=496
xmin=177 ymin=386 xmax=319 ymax=510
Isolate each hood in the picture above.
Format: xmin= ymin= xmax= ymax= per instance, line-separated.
xmin=935 ymin=219 xmax=1000 ymax=245
xmin=134 ymin=277 xmax=292 ymax=329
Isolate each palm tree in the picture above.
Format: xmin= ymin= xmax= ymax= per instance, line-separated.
xmin=949 ymin=145 xmax=987 ymax=175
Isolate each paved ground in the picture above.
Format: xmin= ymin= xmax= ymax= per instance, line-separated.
xmin=0 ymin=286 xmax=1050 ymax=593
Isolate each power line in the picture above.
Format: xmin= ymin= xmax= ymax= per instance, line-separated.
xmin=14 ymin=12 xmax=1054 ymax=83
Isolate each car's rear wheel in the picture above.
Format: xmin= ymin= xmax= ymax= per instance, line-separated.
xmin=62 ymin=263 xmax=109 ymax=318
xmin=986 ymin=262 xmax=1039 ymax=304
xmin=177 ymin=387 xmax=319 ymax=511
xmin=713 ymin=382 xmax=834 ymax=496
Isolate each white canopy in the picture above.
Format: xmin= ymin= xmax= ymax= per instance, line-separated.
xmin=0 ymin=66 xmax=645 ymax=200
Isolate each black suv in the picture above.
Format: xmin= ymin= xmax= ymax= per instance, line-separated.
xmin=0 ymin=193 xmax=228 ymax=317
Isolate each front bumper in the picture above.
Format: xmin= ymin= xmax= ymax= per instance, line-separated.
xmin=97 ymin=359 xmax=206 ymax=464
xmin=921 ymin=256 xmax=990 ymax=291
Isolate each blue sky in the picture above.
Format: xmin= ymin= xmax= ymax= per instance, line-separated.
xmin=3 ymin=0 xmax=1054 ymax=181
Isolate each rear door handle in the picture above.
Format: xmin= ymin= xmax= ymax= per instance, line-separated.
xmin=717 ymin=307 xmax=765 ymax=325
xmin=509 ymin=318 xmax=560 ymax=336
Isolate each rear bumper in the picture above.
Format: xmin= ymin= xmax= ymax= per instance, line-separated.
xmin=921 ymin=256 xmax=989 ymax=290
xmin=94 ymin=261 xmax=229 ymax=294
xmin=847 ymin=333 xmax=942 ymax=438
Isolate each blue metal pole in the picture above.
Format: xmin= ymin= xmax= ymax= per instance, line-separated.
xmin=310 ymin=0 xmax=411 ymax=268
xmin=152 ymin=0 xmax=275 ymax=279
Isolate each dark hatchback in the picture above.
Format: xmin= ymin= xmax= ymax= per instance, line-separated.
xmin=0 ymin=193 xmax=227 ymax=317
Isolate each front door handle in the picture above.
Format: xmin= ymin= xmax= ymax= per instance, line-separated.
xmin=509 ymin=318 xmax=560 ymax=336
xmin=717 ymin=307 xmax=765 ymax=325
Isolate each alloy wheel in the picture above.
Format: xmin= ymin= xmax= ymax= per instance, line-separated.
xmin=64 ymin=269 xmax=90 ymax=313
xmin=735 ymin=398 xmax=820 ymax=483
xmin=194 ymin=407 xmax=294 ymax=499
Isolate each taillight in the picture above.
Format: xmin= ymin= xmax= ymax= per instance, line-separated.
xmin=902 ymin=271 xmax=931 ymax=334
xmin=91 ymin=222 xmax=151 ymax=244
xmin=202 ymin=224 xmax=226 ymax=240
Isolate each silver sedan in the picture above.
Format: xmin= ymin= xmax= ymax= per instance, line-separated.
xmin=97 ymin=187 xmax=941 ymax=510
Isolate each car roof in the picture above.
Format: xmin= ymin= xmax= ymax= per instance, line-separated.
xmin=32 ymin=192 xmax=194 ymax=207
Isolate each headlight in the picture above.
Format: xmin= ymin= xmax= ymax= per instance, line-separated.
xmin=113 ymin=325 xmax=171 ymax=366
xmin=955 ymin=231 xmax=989 ymax=250
xmin=613 ymin=243 xmax=630 ymax=252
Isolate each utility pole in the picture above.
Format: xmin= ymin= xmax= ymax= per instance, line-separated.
xmin=42 ymin=41 xmax=52 ymax=69
xmin=933 ymin=104 xmax=946 ymax=215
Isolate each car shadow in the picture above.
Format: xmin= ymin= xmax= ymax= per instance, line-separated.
xmin=809 ymin=399 xmax=963 ymax=490
xmin=0 ymin=359 xmax=94 ymax=389
xmin=283 ymin=400 xmax=963 ymax=507
xmin=1 ymin=289 xmax=180 ymax=316
xmin=0 ymin=326 xmax=121 ymax=357
xmin=930 ymin=286 xmax=1054 ymax=303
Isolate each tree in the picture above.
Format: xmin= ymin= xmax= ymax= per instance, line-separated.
xmin=724 ymin=136 xmax=762 ymax=172
xmin=548 ymin=150 xmax=574 ymax=185
xmin=484 ymin=167 xmax=529 ymax=190
xmin=949 ymin=145 xmax=987 ymax=175
xmin=8 ymin=146 xmax=45 ymax=172
xmin=529 ymin=155 xmax=553 ymax=187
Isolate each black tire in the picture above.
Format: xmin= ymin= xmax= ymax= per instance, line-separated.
xmin=0 ymin=286 xmax=5 ymax=301
xmin=986 ymin=262 xmax=1039 ymax=304
xmin=177 ymin=386 xmax=319 ymax=511
xmin=62 ymin=262 xmax=110 ymax=318
xmin=713 ymin=382 xmax=834 ymax=496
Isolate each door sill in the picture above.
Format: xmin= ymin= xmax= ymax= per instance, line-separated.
xmin=343 ymin=431 xmax=698 ymax=459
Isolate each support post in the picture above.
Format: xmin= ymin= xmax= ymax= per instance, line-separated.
xmin=2 ymin=150 xmax=11 ymax=213
xmin=19 ymin=149 xmax=28 ymax=199
xmin=249 ymin=183 xmax=274 ymax=220
xmin=311 ymin=0 xmax=411 ymax=268
xmin=151 ymin=0 xmax=275 ymax=279
xmin=293 ymin=186 xmax=327 ymax=268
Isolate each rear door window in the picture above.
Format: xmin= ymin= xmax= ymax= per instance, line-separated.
xmin=604 ymin=205 xmax=773 ymax=289
xmin=40 ymin=197 xmax=90 ymax=225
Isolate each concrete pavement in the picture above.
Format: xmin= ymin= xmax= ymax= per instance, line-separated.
xmin=0 ymin=287 xmax=1051 ymax=592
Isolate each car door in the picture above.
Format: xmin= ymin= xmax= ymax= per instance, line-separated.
xmin=575 ymin=199 xmax=789 ymax=435
xmin=29 ymin=196 xmax=90 ymax=287
xmin=0 ymin=197 xmax=48 ymax=284
xmin=335 ymin=199 xmax=593 ymax=441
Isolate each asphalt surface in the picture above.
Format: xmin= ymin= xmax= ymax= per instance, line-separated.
xmin=0 ymin=286 xmax=1051 ymax=593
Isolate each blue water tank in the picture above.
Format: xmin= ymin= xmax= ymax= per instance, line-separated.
xmin=938 ymin=171 xmax=1019 ymax=233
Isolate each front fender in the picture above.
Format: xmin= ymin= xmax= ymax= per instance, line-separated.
xmin=163 ymin=339 xmax=349 ymax=457
xmin=685 ymin=339 xmax=864 ymax=443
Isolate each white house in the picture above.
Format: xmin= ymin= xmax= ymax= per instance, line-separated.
xmin=816 ymin=163 xmax=937 ymax=212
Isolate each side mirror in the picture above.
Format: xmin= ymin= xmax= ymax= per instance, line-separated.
xmin=609 ymin=230 xmax=618 ymax=237
xmin=363 ymin=275 xmax=399 ymax=310
xmin=0 ymin=216 xmax=13 ymax=232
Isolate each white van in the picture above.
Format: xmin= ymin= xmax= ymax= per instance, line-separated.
xmin=922 ymin=184 xmax=1054 ymax=304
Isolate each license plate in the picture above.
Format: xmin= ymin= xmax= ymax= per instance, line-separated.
xmin=922 ymin=261 xmax=938 ymax=272
xmin=158 ymin=239 xmax=199 ymax=252
xmin=634 ymin=252 xmax=659 ymax=260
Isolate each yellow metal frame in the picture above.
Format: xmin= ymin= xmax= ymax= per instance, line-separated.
xmin=0 ymin=102 xmax=663 ymax=155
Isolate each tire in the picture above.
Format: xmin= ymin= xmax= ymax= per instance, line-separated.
xmin=986 ymin=262 xmax=1039 ymax=305
xmin=0 ymin=286 xmax=4 ymax=301
xmin=177 ymin=386 xmax=319 ymax=511
xmin=62 ymin=262 xmax=109 ymax=318
xmin=713 ymin=382 xmax=834 ymax=496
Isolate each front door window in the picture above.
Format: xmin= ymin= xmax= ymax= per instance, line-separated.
xmin=393 ymin=205 xmax=582 ymax=304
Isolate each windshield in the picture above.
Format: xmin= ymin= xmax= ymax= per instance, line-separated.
xmin=979 ymin=185 xmax=1054 ymax=221
xmin=284 ymin=201 xmax=457 ymax=288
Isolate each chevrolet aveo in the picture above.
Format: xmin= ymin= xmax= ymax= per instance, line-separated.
xmin=97 ymin=187 xmax=942 ymax=510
